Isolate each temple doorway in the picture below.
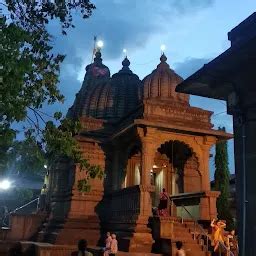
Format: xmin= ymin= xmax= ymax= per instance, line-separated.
xmin=151 ymin=140 xmax=201 ymax=208
xmin=122 ymin=144 xmax=141 ymax=188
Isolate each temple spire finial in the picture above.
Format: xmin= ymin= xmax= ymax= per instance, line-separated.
xmin=160 ymin=44 xmax=167 ymax=63
xmin=91 ymin=36 xmax=104 ymax=64
xmin=119 ymin=55 xmax=132 ymax=74
xmin=160 ymin=53 xmax=167 ymax=63
xmin=122 ymin=56 xmax=130 ymax=68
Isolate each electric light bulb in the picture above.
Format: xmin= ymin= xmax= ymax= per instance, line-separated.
xmin=97 ymin=40 xmax=104 ymax=48
xmin=160 ymin=44 xmax=166 ymax=52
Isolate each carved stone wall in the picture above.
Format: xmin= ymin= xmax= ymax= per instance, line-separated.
xmin=143 ymin=100 xmax=213 ymax=130
xmin=183 ymin=154 xmax=202 ymax=193
xmin=68 ymin=138 xmax=105 ymax=218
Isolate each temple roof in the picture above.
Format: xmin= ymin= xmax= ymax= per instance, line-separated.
xmin=68 ymin=54 xmax=142 ymax=121
xmin=67 ymin=50 xmax=111 ymax=119
xmin=143 ymin=54 xmax=189 ymax=105
xmin=110 ymin=57 xmax=142 ymax=120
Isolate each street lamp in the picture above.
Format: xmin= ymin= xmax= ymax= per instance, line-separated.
xmin=0 ymin=179 xmax=11 ymax=190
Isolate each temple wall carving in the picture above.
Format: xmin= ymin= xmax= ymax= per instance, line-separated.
xmin=183 ymin=154 xmax=202 ymax=193
xmin=143 ymin=101 xmax=213 ymax=129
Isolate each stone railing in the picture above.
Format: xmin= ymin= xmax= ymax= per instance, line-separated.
xmin=0 ymin=213 xmax=46 ymax=241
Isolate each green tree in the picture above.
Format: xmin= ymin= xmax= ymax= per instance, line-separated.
xmin=214 ymin=127 xmax=234 ymax=230
xmin=0 ymin=1 xmax=102 ymax=184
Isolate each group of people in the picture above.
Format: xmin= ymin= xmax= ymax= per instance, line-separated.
xmin=103 ymin=232 xmax=118 ymax=256
xmin=211 ymin=218 xmax=238 ymax=256
xmin=71 ymin=233 xmax=118 ymax=256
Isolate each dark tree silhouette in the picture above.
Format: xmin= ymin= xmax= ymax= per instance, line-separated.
xmin=214 ymin=127 xmax=234 ymax=230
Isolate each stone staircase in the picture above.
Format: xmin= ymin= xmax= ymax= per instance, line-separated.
xmin=171 ymin=220 xmax=209 ymax=256
xmin=151 ymin=217 xmax=211 ymax=256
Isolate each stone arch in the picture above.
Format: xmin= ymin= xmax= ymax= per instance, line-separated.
xmin=154 ymin=139 xmax=202 ymax=195
xmin=122 ymin=142 xmax=142 ymax=188
xmin=153 ymin=134 xmax=204 ymax=172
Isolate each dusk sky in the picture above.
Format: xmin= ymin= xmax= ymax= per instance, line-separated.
xmin=42 ymin=1 xmax=256 ymax=178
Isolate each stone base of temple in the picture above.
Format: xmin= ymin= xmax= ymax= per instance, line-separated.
xmin=101 ymin=216 xmax=154 ymax=252
xmin=0 ymin=241 xmax=162 ymax=256
xmin=56 ymin=216 xmax=101 ymax=246
xmin=37 ymin=215 xmax=101 ymax=246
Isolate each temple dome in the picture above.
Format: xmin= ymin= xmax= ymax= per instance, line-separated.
xmin=67 ymin=51 xmax=112 ymax=119
xmin=143 ymin=54 xmax=189 ymax=105
xmin=68 ymin=55 xmax=142 ymax=121
xmin=109 ymin=57 xmax=142 ymax=119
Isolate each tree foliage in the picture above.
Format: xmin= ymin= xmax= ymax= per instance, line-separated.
xmin=0 ymin=1 xmax=102 ymax=184
xmin=214 ymin=127 xmax=234 ymax=230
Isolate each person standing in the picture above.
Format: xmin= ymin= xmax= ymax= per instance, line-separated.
xmin=227 ymin=230 xmax=238 ymax=256
xmin=104 ymin=232 xmax=112 ymax=256
xmin=109 ymin=234 xmax=118 ymax=256
xmin=211 ymin=218 xmax=226 ymax=253
xmin=39 ymin=184 xmax=47 ymax=211
xmin=158 ymin=188 xmax=169 ymax=216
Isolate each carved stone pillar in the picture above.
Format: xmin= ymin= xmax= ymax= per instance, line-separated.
xmin=199 ymin=191 xmax=220 ymax=220
xmin=200 ymin=136 xmax=216 ymax=191
xmin=137 ymin=127 xmax=157 ymax=219
xmin=112 ymin=149 xmax=120 ymax=191
xmin=184 ymin=154 xmax=201 ymax=193
xmin=139 ymin=128 xmax=157 ymax=187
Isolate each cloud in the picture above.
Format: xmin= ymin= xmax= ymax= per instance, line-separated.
xmin=46 ymin=0 xmax=215 ymax=114
xmin=174 ymin=57 xmax=211 ymax=79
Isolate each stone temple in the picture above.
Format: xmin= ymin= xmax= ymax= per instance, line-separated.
xmin=1 ymin=50 xmax=232 ymax=255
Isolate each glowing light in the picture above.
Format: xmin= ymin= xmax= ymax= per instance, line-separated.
xmin=123 ymin=48 xmax=127 ymax=54
xmin=160 ymin=44 xmax=166 ymax=52
xmin=150 ymin=169 xmax=153 ymax=173
xmin=153 ymin=165 xmax=158 ymax=168
xmin=44 ymin=164 xmax=48 ymax=169
xmin=0 ymin=179 xmax=11 ymax=190
xmin=97 ymin=40 xmax=104 ymax=48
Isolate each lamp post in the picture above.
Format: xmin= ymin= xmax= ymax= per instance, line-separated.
xmin=0 ymin=179 xmax=11 ymax=190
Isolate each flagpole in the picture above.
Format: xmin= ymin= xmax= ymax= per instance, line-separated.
xmin=91 ymin=36 xmax=97 ymax=63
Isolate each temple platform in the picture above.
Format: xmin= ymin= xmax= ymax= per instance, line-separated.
xmin=0 ymin=241 xmax=163 ymax=256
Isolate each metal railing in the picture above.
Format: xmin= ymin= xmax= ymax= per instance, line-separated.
xmin=180 ymin=205 xmax=234 ymax=256
xmin=9 ymin=197 xmax=40 ymax=214
xmin=1 ymin=197 xmax=39 ymax=227
xmin=181 ymin=205 xmax=210 ymax=250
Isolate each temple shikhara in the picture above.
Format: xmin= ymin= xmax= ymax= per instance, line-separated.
xmin=2 ymin=49 xmax=233 ymax=255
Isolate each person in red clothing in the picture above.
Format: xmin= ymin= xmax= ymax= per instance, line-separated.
xmin=158 ymin=188 xmax=169 ymax=216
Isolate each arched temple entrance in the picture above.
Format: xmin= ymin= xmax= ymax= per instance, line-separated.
xmin=122 ymin=140 xmax=202 ymax=210
xmin=122 ymin=144 xmax=142 ymax=188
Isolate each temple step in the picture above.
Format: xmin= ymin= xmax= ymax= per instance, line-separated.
xmin=150 ymin=217 xmax=211 ymax=255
